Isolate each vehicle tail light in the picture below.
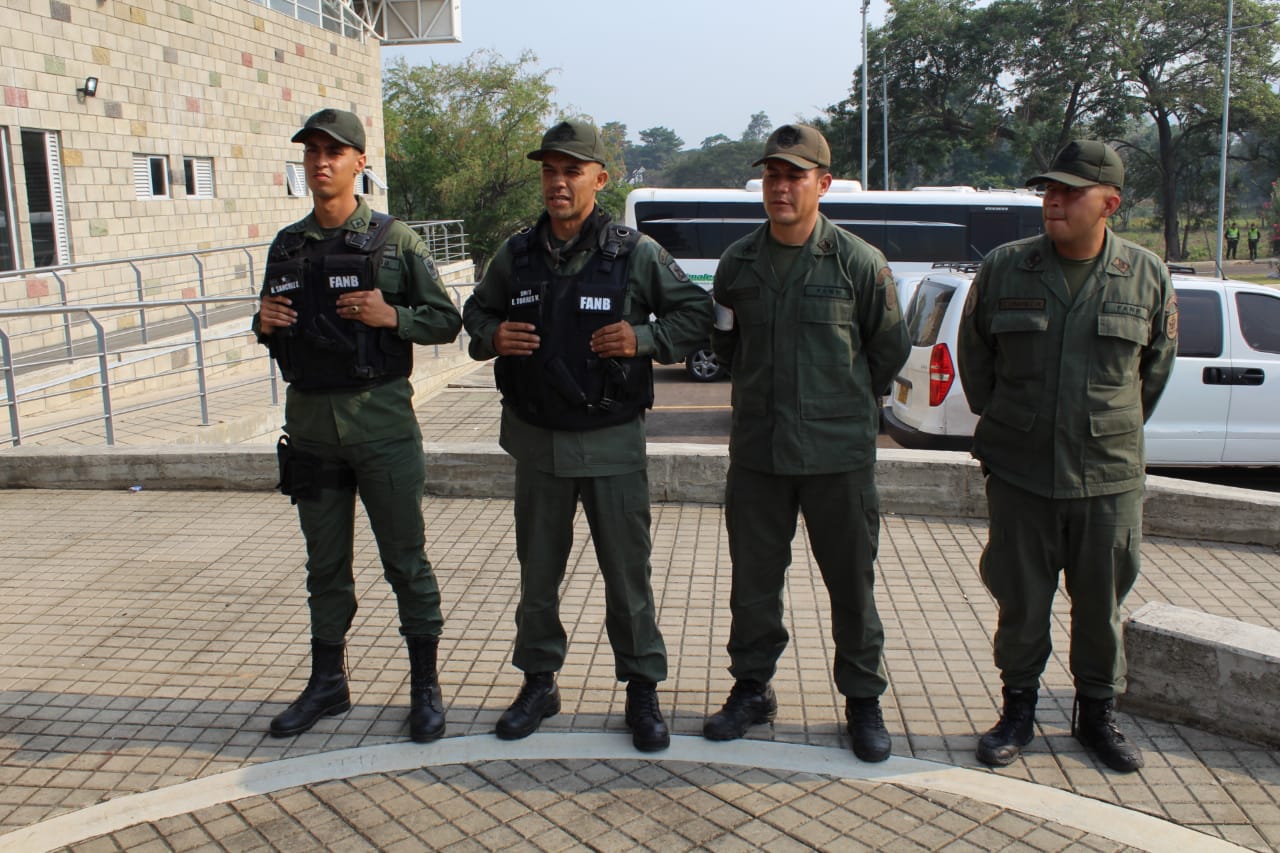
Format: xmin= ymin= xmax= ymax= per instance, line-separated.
xmin=928 ymin=343 xmax=955 ymax=407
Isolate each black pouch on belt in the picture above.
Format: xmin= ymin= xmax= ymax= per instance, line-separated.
xmin=275 ymin=435 xmax=355 ymax=505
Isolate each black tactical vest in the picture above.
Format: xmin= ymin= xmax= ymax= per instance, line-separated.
xmin=494 ymin=222 xmax=654 ymax=430
xmin=261 ymin=212 xmax=413 ymax=391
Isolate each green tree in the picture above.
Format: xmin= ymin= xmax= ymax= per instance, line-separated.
xmin=1005 ymin=0 xmax=1280 ymax=259
xmin=824 ymin=0 xmax=1280 ymax=258
xmin=383 ymin=50 xmax=554 ymax=271
xmin=741 ymin=112 xmax=772 ymax=142
xmin=661 ymin=139 xmax=760 ymax=188
xmin=626 ymin=126 xmax=685 ymax=174
xmin=586 ymin=118 xmax=632 ymax=219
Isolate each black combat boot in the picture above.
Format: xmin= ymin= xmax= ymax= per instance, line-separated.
xmin=495 ymin=672 xmax=560 ymax=740
xmin=1073 ymin=695 xmax=1144 ymax=773
xmin=703 ymin=679 xmax=777 ymax=741
xmin=405 ymin=635 xmax=446 ymax=743
xmin=846 ymin=697 xmax=892 ymax=763
xmin=625 ymin=680 xmax=670 ymax=752
xmin=976 ymin=686 xmax=1038 ymax=767
xmin=269 ymin=638 xmax=351 ymax=737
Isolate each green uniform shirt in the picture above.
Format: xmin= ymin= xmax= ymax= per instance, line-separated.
xmin=957 ymin=230 xmax=1178 ymax=499
xmin=255 ymin=198 xmax=463 ymax=445
xmin=711 ymin=215 xmax=909 ymax=476
xmin=463 ymin=208 xmax=713 ymax=477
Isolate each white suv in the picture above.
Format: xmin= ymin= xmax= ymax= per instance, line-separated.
xmin=884 ymin=270 xmax=1280 ymax=466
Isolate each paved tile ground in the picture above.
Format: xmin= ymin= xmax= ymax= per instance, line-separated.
xmin=0 ymin=363 xmax=1278 ymax=851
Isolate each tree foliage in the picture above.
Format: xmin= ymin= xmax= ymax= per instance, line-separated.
xmin=821 ymin=0 xmax=1280 ymax=258
xmin=383 ymin=50 xmax=554 ymax=270
xmin=624 ymin=126 xmax=685 ymax=177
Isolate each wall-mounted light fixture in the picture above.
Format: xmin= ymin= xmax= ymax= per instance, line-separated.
xmin=76 ymin=76 xmax=98 ymax=99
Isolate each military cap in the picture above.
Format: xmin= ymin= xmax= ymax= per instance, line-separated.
xmin=752 ymin=124 xmax=831 ymax=170
xmin=292 ymin=108 xmax=366 ymax=152
xmin=1026 ymin=140 xmax=1124 ymax=190
xmin=527 ymin=119 xmax=608 ymax=166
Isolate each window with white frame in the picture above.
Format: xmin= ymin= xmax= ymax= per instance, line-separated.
xmin=133 ymin=154 xmax=169 ymax=199
xmin=285 ymin=162 xmax=307 ymax=197
xmin=360 ymin=168 xmax=386 ymax=196
xmin=183 ymin=156 xmax=215 ymax=199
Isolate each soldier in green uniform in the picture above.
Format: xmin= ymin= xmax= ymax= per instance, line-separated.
xmin=1226 ymin=221 xmax=1240 ymax=259
xmin=701 ymin=124 xmax=909 ymax=763
xmin=957 ymin=140 xmax=1178 ymax=773
xmin=254 ymin=109 xmax=462 ymax=743
xmin=1247 ymin=222 xmax=1261 ymax=261
xmin=462 ymin=120 xmax=712 ymax=752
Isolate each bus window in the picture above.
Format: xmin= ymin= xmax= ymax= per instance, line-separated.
xmin=969 ymin=211 xmax=1023 ymax=260
xmin=883 ymin=222 xmax=967 ymax=262
xmin=639 ymin=221 xmax=700 ymax=259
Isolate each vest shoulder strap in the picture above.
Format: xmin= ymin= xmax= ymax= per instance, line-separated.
xmin=345 ymin=211 xmax=396 ymax=255
xmin=598 ymin=223 xmax=641 ymax=261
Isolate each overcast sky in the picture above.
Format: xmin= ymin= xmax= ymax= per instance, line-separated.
xmin=382 ymin=0 xmax=891 ymax=149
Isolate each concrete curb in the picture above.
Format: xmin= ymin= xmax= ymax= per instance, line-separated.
xmin=0 ymin=734 xmax=1244 ymax=853
xmin=1124 ymin=602 xmax=1280 ymax=747
xmin=0 ymin=444 xmax=1275 ymax=546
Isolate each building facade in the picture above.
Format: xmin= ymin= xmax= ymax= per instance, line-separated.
xmin=0 ymin=0 xmax=388 ymax=280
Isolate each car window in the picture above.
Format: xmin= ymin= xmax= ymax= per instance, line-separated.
xmin=1173 ymin=288 xmax=1223 ymax=358
xmin=1236 ymin=291 xmax=1280 ymax=354
xmin=905 ymin=280 xmax=956 ymax=346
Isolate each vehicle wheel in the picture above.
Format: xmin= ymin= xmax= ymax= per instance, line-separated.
xmin=685 ymin=348 xmax=725 ymax=382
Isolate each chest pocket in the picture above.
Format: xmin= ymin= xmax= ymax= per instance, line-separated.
xmin=798 ymin=295 xmax=857 ymax=366
xmin=1093 ymin=312 xmax=1151 ymax=386
xmin=374 ymin=256 xmax=407 ymax=305
xmin=797 ymin=296 xmax=855 ymax=325
xmin=729 ymin=285 xmax=766 ymax=326
xmin=991 ymin=310 xmax=1049 ymax=380
xmin=1097 ymin=313 xmax=1150 ymax=346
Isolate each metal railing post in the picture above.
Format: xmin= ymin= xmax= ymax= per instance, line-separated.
xmin=129 ymin=261 xmax=148 ymax=344
xmin=242 ymin=248 xmax=257 ymax=295
xmin=185 ymin=306 xmax=211 ymax=426
xmin=52 ymin=271 xmax=72 ymax=358
xmin=193 ymin=254 xmax=209 ymax=328
xmin=0 ymin=330 xmax=19 ymax=446
xmin=86 ymin=311 xmax=115 ymax=445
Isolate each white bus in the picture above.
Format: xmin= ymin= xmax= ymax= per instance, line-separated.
xmin=624 ymin=181 xmax=1046 ymax=379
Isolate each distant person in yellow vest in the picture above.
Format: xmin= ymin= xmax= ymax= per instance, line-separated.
xmin=1247 ymin=222 xmax=1261 ymax=261
xmin=1225 ymin=222 xmax=1240 ymax=259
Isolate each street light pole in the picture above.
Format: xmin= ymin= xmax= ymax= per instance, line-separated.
xmin=882 ymin=47 xmax=889 ymax=190
xmin=1215 ymin=0 xmax=1234 ymax=280
xmin=861 ymin=0 xmax=870 ymax=188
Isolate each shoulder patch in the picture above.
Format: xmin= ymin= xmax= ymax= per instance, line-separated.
xmin=416 ymin=248 xmax=438 ymax=281
xmin=963 ymin=280 xmax=980 ymax=317
xmin=876 ymin=267 xmax=898 ymax=311
xmin=1165 ymin=293 xmax=1178 ymax=340
xmin=659 ymin=248 xmax=690 ymax=282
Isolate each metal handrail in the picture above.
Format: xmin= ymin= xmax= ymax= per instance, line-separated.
xmin=0 ymin=285 xmax=476 ymax=447
xmin=404 ymin=220 xmax=469 ymax=263
xmin=0 ymin=296 xmax=265 ymax=446
xmin=1 ymin=243 xmax=271 ymax=363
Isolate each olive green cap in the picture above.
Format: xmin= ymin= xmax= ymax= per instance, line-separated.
xmin=527 ymin=119 xmax=607 ymax=166
xmin=752 ymin=123 xmax=831 ymax=170
xmin=292 ymin=108 xmax=365 ymax=152
xmin=1026 ymin=140 xmax=1123 ymax=190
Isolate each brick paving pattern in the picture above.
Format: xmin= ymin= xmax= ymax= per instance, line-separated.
xmin=0 ymin=365 xmax=1277 ymax=850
